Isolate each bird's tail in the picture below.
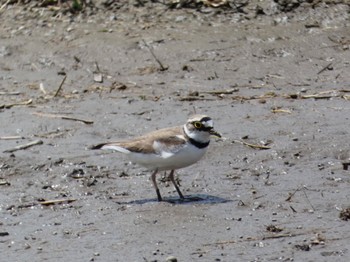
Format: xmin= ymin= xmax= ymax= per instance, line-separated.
xmin=89 ymin=142 xmax=129 ymax=154
xmin=88 ymin=143 xmax=107 ymax=150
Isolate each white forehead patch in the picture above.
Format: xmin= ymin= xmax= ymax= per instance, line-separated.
xmin=202 ymin=119 xmax=213 ymax=128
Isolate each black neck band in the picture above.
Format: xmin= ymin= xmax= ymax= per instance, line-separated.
xmin=189 ymin=138 xmax=210 ymax=149
xmin=183 ymin=126 xmax=210 ymax=149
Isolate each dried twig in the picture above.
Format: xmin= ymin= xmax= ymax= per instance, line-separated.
xmin=3 ymin=140 xmax=43 ymax=153
xmin=54 ymin=75 xmax=67 ymax=97
xmin=302 ymin=187 xmax=315 ymax=211
xmin=285 ymin=187 xmax=302 ymax=201
xmin=204 ymin=240 xmax=236 ymax=246
xmin=233 ymin=140 xmax=271 ymax=150
xmin=290 ymin=205 xmax=297 ymax=213
xmin=300 ymin=89 xmax=350 ymax=100
xmin=231 ymin=93 xmax=277 ymax=101
xmin=262 ymin=232 xmax=305 ymax=240
xmin=301 ymin=94 xmax=334 ymax=99
xmin=179 ymin=96 xmax=214 ymax=101
xmin=286 ymin=186 xmax=315 ymax=211
xmin=95 ymin=61 xmax=101 ymax=73
xmin=317 ymin=62 xmax=332 ymax=75
xmin=0 ymin=99 xmax=32 ymax=109
xmin=142 ymin=39 xmax=168 ymax=71
xmin=32 ymin=112 xmax=94 ymax=125
xmin=0 ymin=91 xmax=21 ymax=95
xmin=177 ymin=89 xmax=350 ymax=102
xmin=203 ymin=88 xmax=239 ymax=95
xmin=204 ymin=231 xmax=306 ymax=246
xmin=272 ymin=108 xmax=292 ymax=114
xmin=0 ymin=136 xmax=24 ymax=140
xmin=0 ymin=0 xmax=11 ymax=12
xmin=59 ymin=116 xmax=94 ymax=124
xmin=39 ymin=198 xmax=77 ymax=206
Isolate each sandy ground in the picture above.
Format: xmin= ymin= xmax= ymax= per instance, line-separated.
xmin=1 ymin=1 xmax=350 ymax=261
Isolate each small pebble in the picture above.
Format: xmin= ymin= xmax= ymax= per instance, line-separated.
xmin=93 ymin=73 xmax=103 ymax=83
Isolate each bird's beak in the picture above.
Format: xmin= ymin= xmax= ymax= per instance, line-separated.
xmin=209 ymin=129 xmax=222 ymax=138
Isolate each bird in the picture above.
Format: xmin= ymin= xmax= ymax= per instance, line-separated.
xmin=90 ymin=114 xmax=221 ymax=201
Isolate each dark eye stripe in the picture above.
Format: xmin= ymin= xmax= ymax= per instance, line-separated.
xmin=201 ymin=127 xmax=212 ymax=131
xmin=196 ymin=125 xmax=212 ymax=131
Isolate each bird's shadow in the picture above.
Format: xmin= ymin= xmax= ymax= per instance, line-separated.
xmin=115 ymin=194 xmax=231 ymax=205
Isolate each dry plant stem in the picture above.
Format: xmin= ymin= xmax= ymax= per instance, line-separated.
xmin=0 ymin=0 xmax=11 ymax=12
xmin=61 ymin=115 xmax=94 ymax=124
xmin=39 ymin=198 xmax=77 ymax=206
xmin=233 ymin=140 xmax=271 ymax=150
xmin=0 ymin=99 xmax=32 ymax=109
xmin=3 ymin=140 xmax=43 ymax=153
xmin=205 ymin=231 xmax=307 ymax=246
xmin=272 ymin=109 xmax=292 ymax=114
xmin=262 ymin=232 xmax=306 ymax=240
xmin=290 ymin=205 xmax=297 ymax=213
xmin=302 ymin=187 xmax=316 ymax=211
xmin=179 ymin=97 xmax=214 ymax=101
xmin=285 ymin=186 xmax=302 ymax=201
xmin=317 ymin=62 xmax=332 ymax=75
xmin=301 ymin=94 xmax=334 ymax=99
xmin=0 ymin=91 xmax=21 ymax=95
xmin=285 ymin=186 xmax=315 ymax=210
xmin=142 ymin=39 xmax=167 ymax=71
xmin=54 ymin=75 xmax=67 ymax=97
xmin=181 ymin=89 xmax=350 ymax=102
xmin=203 ymin=88 xmax=239 ymax=95
xmin=0 ymin=136 xmax=24 ymax=140
xmin=32 ymin=112 xmax=94 ymax=125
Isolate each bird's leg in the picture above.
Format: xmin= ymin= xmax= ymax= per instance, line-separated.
xmin=151 ymin=169 xmax=162 ymax=201
xmin=169 ymin=170 xmax=184 ymax=199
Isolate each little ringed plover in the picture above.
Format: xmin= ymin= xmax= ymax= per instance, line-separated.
xmin=91 ymin=114 xmax=221 ymax=201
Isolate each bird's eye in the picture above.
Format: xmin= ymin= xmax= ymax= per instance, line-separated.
xmin=194 ymin=121 xmax=202 ymax=129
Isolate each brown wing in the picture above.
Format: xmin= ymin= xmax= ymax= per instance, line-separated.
xmin=90 ymin=126 xmax=186 ymax=155
xmin=119 ymin=126 xmax=186 ymax=154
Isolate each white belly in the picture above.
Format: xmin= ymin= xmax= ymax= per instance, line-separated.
xmin=128 ymin=144 xmax=207 ymax=171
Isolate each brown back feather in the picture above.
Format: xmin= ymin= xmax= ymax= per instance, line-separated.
xmin=91 ymin=126 xmax=186 ymax=154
